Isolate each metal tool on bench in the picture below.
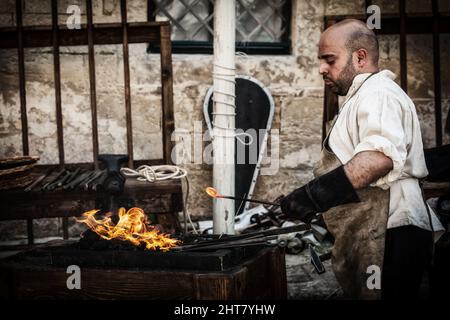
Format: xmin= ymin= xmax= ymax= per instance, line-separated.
xmin=46 ymin=170 xmax=72 ymax=191
xmin=97 ymin=154 xmax=129 ymax=215
xmin=39 ymin=168 xmax=66 ymax=191
xmin=63 ymin=167 xmax=82 ymax=186
xmin=82 ymin=170 xmax=105 ymax=190
xmin=56 ymin=170 xmax=73 ymax=188
xmin=24 ymin=167 xmax=55 ymax=192
xmin=91 ymin=170 xmax=108 ymax=191
xmin=309 ymin=244 xmax=326 ymax=274
xmin=63 ymin=170 xmax=92 ymax=190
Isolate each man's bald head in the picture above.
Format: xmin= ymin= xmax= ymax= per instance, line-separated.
xmin=323 ymin=19 xmax=379 ymax=66
xmin=318 ymin=19 xmax=379 ymax=95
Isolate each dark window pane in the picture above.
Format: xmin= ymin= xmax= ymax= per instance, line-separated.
xmin=148 ymin=0 xmax=291 ymax=54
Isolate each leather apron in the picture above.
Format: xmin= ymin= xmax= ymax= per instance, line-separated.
xmin=313 ymin=75 xmax=390 ymax=299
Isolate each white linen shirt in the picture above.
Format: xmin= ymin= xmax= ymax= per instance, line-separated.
xmin=328 ymin=70 xmax=444 ymax=238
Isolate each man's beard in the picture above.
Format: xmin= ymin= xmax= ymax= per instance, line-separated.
xmin=324 ymin=55 xmax=357 ymax=96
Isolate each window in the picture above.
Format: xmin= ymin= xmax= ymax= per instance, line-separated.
xmin=148 ymin=0 xmax=292 ymax=54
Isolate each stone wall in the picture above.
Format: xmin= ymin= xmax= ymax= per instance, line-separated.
xmin=0 ymin=0 xmax=449 ymax=240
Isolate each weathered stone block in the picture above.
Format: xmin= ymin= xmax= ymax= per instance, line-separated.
xmin=325 ymin=0 xmax=364 ymax=16
xmin=407 ymin=0 xmax=432 ymax=13
xmin=252 ymin=168 xmax=315 ymax=203
xmin=378 ymin=35 xmax=401 ymax=84
xmin=279 ymin=135 xmax=322 ymax=170
xmin=183 ymin=167 xmax=213 ymax=218
xmin=0 ymin=220 xmax=26 ymax=241
xmin=280 ymin=96 xmax=323 ymax=137
xmin=371 ymin=0 xmax=398 ymax=14
xmin=0 ymin=0 xmax=14 ymax=13
xmin=407 ymin=35 xmax=434 ymax=99
xmin=0 ymin=13 xmax=13 ymax=26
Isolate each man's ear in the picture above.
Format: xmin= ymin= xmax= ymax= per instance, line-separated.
xmin=356 ymin=48 xmax=369 ymax=68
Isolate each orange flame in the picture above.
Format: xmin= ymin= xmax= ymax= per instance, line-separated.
xmin=205 ymin=187 xmax=221 ymax=198
xmin=77 ymin=207 xmax=180 ymax=252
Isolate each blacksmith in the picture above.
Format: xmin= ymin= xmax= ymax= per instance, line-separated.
xmin=281 ymin=19 xmax=444 ymax=299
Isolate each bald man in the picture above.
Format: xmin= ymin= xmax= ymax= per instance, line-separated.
xmin=280 ymin=19 xmax=444 ymax=299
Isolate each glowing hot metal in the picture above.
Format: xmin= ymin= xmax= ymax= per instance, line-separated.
xmin=205 ymin=187 xmax=280 ymax=207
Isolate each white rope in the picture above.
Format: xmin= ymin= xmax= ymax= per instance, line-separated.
xmin=120 ymin=165 xmax=187 ymax=182
xmin=210 ymin=60 xmax=254 ymax=146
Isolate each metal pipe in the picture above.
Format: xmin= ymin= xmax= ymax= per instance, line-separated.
xmin=51 ymin=0 xmax=65 ymax=168
xmin=178 ymin=241 xmax=276 ymax=252
xmin=86 ymin=0 xmax=100 ymax=169
xmin=181 ymin=224 xmax=309 ymax=248
xmin=121 ymin=0 xmax=134 ymax=169
xmin=178 ymin=234 xmax=272 ymax=250
xmin=223 ymin=223 xmax=310 ymax=242
xmin=16 ymin=0 xmax=29 ymax=156
xmin=432 ymin=0 xmax=442 ymax=146
xmin=399 ymin=0 xmax=408 ymax=92
xmin=175 ymin=235 xmax=278 ymax=251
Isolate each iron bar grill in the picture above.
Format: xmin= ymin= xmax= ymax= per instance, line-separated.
xmin=0 ymin=0 xmax=177 ymax=245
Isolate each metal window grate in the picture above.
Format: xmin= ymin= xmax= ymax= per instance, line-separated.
xmin=236 ymin=0 xmax=288 ymax=43
xmin=153 ymin=0 xmax=214 ymax=41
xmin=148 ymin=0 xmax=291 ymax=54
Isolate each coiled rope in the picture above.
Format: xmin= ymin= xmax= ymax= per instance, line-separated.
xmin=120 ymin=165 xmax=187 ymax=182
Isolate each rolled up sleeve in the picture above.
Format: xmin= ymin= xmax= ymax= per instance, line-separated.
xmin=353 ymin=91 xmax=408 ymax=188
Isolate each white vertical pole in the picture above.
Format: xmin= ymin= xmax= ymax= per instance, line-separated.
xmin=212 ymin=0 xmax=235 ymax=234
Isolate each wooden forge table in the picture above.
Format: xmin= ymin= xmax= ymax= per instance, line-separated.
xmin=0 ymin=242 xmax=287 ymax=300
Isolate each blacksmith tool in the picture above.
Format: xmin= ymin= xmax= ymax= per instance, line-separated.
xmin=92 ymin=170 xmax=108 ymax=191
xmin=182 ymin=224 xmax=310 ymax=247
xmin=205 ymin=187 xmax=281 ymax=207
xmin=40 ymin=168 xmax=66 ymax=191
xmin=57 ymin=170 xmax=73 ymax=188
xmin=83 ymin=170 xmax=105 ymax=190
xmin=174 ymin=235 xmax=280 ymax=252
xmin=64 ymin=167 xmax=82 ymax=185
xmin=98 ymin=154 xmax=129 ymax=214
xmin=24 ymin=174 xmax=47 ymax=192
xmin=63 ymin=170 xmax=92 ymax=190
xmin=46 ymin=170 xmax=70 ymax=191
xmin=24 ymin=167 xmax=55 ymax=192
xmin=309 ymin=244 xmax=326 ymax=274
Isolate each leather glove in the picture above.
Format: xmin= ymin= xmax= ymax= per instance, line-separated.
xmin=280 ymin=165 xmax=360 ymax=223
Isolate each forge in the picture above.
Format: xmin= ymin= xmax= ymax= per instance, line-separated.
xmin=0 ymin=206 xmax=287 ymax=300
xmin=0 ymin=242 xmax=286 ymax=300
xmin=31 ymin=206 xmax=275 ymax=272
xmin=7 ymin=240 xmax=266 ymax=271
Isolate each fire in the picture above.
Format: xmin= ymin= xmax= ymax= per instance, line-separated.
xmin=205 ymin=187 xmax=220 ymax=198
xmin=77 ymin=207 xmax=180 ymax=251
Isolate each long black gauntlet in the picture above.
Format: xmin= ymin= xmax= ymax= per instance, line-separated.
xmin=280 ymin=165 xmax=360 ymax=223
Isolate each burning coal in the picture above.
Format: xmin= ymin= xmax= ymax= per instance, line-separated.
xmin=77 ymin=207 xmax=180 ymax=251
